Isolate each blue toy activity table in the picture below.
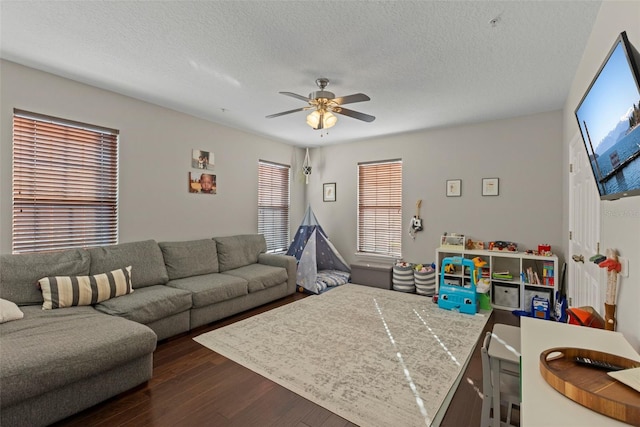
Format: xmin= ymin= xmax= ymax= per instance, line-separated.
xmin=438 ymin=256 xmax=479 ymax=315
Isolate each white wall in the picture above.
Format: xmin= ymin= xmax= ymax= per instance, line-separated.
xmin=562 ymin=1 xmax=640 ymax=350
xmin=1 ymin=59 xmax=564 ymax=265
xmin=307 ymin=111 xmax=564 ymax=268
xmin=0 ymin=60 xmax=307 ymax=253
xmin=1 ymin=59 xmax=563 ymax=286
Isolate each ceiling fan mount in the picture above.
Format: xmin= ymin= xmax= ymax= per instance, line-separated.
xmin=266 ymin=78 xmax=375 ymax=130
xmin=309 ymin=78 xmax=334 ymax=100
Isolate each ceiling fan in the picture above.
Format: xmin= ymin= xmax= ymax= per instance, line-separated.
xmin=266 ymin=78 xmax=375 ymax=130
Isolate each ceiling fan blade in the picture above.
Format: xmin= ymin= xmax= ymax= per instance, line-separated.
xmin=333 ymin=93 xmax=370 ymax=105
xmin=266 ymin=107 xmax=310 ymax=119
xmin=334 ymin=107 xmax=376 ymax=122
xmin=279 ymin=92 xmax=311 ymax=102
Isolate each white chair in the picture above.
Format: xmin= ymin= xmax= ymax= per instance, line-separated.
xmin=481 ymin=331 xmax=521 ymax=427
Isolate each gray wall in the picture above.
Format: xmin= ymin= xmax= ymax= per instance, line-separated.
xmin=307 ymin=111 xmax=563 ymax=267
xmin=562 ymin=1 xmax=640 ymax=349
xmin=1 ymin=60 xmax=563 ymax=266
xmin=0 ymin=60 xmax=307 ymax=253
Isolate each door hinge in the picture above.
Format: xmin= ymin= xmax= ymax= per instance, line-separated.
xmin=569 ymin=231 xmax=572 ymax=240
xmin=568 ymin=297 xmax=573 ymax=306
xmin=570 ymin=163 xmax=573 ymax=173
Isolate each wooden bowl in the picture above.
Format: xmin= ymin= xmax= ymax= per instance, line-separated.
xmin=540 ymin=347 xmax=640 ymax=425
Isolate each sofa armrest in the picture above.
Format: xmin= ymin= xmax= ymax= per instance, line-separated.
xmin=258 ymin=253 xmax=297 ymax=294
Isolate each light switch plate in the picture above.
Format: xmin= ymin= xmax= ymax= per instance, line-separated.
xmin=619 ymin=256 xmax=629 ymax=278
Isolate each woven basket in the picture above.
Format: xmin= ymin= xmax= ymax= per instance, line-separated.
xmin=414 ymin=268 xmax=436 ymax=296
xmin=393 ymin=264 xmax=415 ymax=292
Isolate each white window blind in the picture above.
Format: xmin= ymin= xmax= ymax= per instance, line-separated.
xmin=357 ymin=160 xmax=403 ymax=258
xmin=12 ymin=109 xmax=119 ymax=254
xmin=258 ymin=160 xmax=290 ymax=253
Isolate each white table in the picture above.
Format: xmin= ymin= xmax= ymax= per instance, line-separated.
xmin=488 ymin=323 xmax=521 ymax=427
xmin=521 ymin=317 xmax=640 ymax=426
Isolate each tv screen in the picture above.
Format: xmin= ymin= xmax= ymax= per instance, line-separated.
xmin=575 ymin=31 xmax=640 ymax=200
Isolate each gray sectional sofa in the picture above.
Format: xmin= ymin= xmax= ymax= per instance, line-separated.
xmin=0 ymin=234 xmax=296 ymax=427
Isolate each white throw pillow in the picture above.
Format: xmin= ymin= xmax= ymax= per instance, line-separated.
xmin=0 ymin=298 xmax=24 ymax=323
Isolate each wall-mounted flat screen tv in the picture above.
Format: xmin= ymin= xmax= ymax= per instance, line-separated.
xmin=575 ymin=31 xmax=640 ymax=201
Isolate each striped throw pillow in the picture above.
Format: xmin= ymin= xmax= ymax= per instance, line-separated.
xmin=38 ymin=266 xmax=133 ymax=310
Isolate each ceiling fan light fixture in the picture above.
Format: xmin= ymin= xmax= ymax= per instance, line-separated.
xmin=306 ymin=110 xmax=320 ymax=128
xmin=306 ymin=110 xmax=337 ymax=130
xmin=323 ymin=111 xmax=337 ymax=128
xmin=268 ymin=78 xmax=374 ymax=128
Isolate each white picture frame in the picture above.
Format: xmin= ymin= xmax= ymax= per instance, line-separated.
xmin=446 ymin=179 xmax=461 ymax=197
xmin=482 ymin=178 xmax=499 ymax=196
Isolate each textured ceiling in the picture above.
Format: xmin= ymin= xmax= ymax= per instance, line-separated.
xmin=0 ymin=1 xmax=601 ymax=147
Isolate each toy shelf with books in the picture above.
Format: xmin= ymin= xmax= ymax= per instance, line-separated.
xmin=435 ymin=248 xmax=558 ymax=311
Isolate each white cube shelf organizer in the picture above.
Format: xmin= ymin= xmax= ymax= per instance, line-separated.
xmin=435 ymin=248 xmax=558 ymax=311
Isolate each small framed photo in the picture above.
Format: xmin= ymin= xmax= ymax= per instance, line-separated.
xmin=323 ymin=182 xmax=336 ymax=202
xmin=192 ymin=149 xmax=214 ymax=170
xmin=446 ymin=179 xmax=461 ymax=197
xmin=482 ymin=178 xmax=499 ymax=196
xmin=189 ymin=171 xmax=216 ymax=195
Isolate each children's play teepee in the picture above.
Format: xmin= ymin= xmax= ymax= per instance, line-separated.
xmin=286 ymin=206 xmax=350 ymax=294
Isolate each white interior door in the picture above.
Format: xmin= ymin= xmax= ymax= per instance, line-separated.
xmin=569 ymin=133 xmax=602 ymax=312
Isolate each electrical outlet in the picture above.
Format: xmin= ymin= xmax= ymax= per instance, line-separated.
xmin=619 ymin=256 xmax=629 ymax=278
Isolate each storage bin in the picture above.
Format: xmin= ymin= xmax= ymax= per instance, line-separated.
xmin=414 ymin=267 xmax=436 ymax=296
xmin=351 ymin=263 xmax=393 ymax=290
xmin=393 ymin=264 xmax=415 ymax=292
xmin=493 ymin=283 xmax=520 ymax=308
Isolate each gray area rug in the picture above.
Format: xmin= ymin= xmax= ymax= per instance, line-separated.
xmin=194 ymin=284 xmax=490 ymax=427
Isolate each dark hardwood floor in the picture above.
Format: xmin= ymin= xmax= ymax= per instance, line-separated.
xmin=52 ymin=292 xmax=520 ymax=427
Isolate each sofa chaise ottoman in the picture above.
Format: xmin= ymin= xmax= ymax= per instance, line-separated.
xmin=0 ymin=233 xmax=296 ymax=427
xmin=0 ymin=249 xmax=157 ymax=427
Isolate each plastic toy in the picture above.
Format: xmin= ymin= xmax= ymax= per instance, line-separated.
xmin=489 ymin=241 xmax=518 ymax=252
xmin=438 ymin=256 xmax=478 ymax=315
xmin=532 ymin=295 xmax=550 ymax=320
xmin=470 ymin=257 xmax=487 ymax=284
xmin=598 ymin=249 xmax=622 ymax=331
xmin=465 ymin=238 xmax=484 ymax=250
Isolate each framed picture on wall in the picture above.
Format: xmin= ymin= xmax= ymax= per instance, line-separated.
xmin=482 ymin=178 xmax=499 ymax=196
xmin=323 ymin=183 xmax=336 ymax=202
xmin=189 ymin=171 xmax=216 ymax=194
xmin=446 ymin=179 xmax=461 ymax=197
xmin=192 ymin=149 xmax=214 ymax=170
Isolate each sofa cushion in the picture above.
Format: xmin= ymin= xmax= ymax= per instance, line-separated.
xmin=0 ymin=299 xmax=24 ymax=323
xmin=94 ymin=285 xmax=191 ymax=324
xmin=222 ymin=264 xmax=288 ymax=293
xmin=159 ymin=239 xmax=219 ymax=280
xmin=215 ymin=234 xmax=267 ymax=272
xmin=167 ymin=273 xmax=248 ymax=308
xmin=0 ymin=305 xmax=156 ymax=408
xmin=88 ymin=240 xmax=169 ymax=288
xmin=0 ymin=249 xmax=90 ymax=306
xmin=38 ymin=266 xmax=133 ymax=310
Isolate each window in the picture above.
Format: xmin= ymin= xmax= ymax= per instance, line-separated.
xmin=12 ymin=110 xmax=119 ymax=254
xmin=258 ymin=160 xmax=290 ymax=253
xmin=357 ymin=159 xmax=403 ymax=258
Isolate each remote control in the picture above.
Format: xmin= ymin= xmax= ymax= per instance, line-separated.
xmin=574 ymin=356 xmax=625 ymax=371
